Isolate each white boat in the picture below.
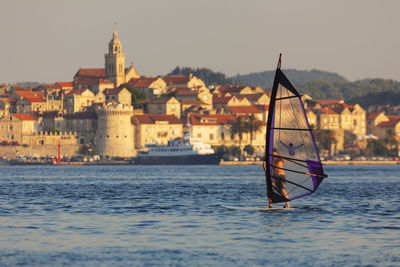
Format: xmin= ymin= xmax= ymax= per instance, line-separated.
xmin=132 ymin=133 xmax=222 ymax=165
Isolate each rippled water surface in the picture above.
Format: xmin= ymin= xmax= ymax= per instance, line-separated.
xmin=0 ymin=164 xmax=399 ymax=266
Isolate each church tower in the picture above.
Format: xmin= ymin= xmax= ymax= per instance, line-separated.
xmin=105 ymin=30 xmax=126 ymax=87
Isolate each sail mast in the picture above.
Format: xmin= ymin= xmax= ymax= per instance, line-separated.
xmin=265 ymin=54 xmax=283 ymax=204
xmin=264 ymin=54 xmax=327 ymax=205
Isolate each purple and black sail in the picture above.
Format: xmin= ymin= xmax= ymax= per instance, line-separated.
xmin=264 ymin=54 xmax=328 ymax=204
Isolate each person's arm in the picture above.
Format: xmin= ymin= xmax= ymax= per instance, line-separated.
xmin=294 ymin=143 xmax=304 ymax=149
xmin=280 ymin=141 xmax=289 ymax=149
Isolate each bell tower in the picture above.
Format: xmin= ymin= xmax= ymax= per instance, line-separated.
xmin=105 ymin=30 xmax=126 ymax=87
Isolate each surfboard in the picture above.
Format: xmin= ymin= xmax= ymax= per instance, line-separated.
xmin=222 ymin=205 xmax=295 ymax=211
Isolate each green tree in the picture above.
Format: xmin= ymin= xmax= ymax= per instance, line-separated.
xmin=313 ymin=129 xmax=336 ymax=155
xmin=229 ymin=146 xmax=241 ymax=158
xmin=384 ymin=129 xmax=399 ymax=156
xmin=244 ymin=145 xmax=255 ymax=156
xmin=119 ymin=83 xmax=147 ymax=107
xmin=367 ymin=139 xmax=389 ymax=157
xmin=245 ymin=114 xmax=263 ymax=146
xmin=229 ymin=117 xmax=247 ymax=152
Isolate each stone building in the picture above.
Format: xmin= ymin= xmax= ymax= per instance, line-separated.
xmin=173 ymin=86 xmax=213 ymax=108
xmin=12 ymin=91 xmax=46 ymax=114
xmin=64 ymin=89 xmax=95 ymax=114
xmin=104 ymin=88 xmax=131 ymax=106
xmin=0 ymin=114 xmax=39 ymax=144
xmin=65 ymin=111 xmax=97 ymax=145
xmin=144 ymin=97 xmax=181 ymax=119
xmin=132 ymin=114 xmax=183 ymax=148
xmin=189 ymin=113 xmax=266 ymax=152
xmin=94 ymin=103 xmax=134 ymax=158
xmin=164 ymin=74 xmax=206 ymax=90
xmin=73 ymin=30 xmax=140 ymax=89
xmin=128 ymin=77 xmax=167 ymax=98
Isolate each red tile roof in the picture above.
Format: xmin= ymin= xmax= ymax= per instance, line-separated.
xmin=320 ymin=108 xmax=338 ymax=115
xmin=164 ymin=75 xmax=191 ymax=85
xmin=367 ymin=112 xmax=383 ymax=120
xmin=14 ymin=91 xmax=45 ymax=102
xmin=387 ymin=115 xmax=400 ymax=120
xmin=181 ymin=99 xmax=205 ymax=105
xmin=189 ymin=113 xmax=236 ymax=126
xmin=11 ymin=113 xmax=37 ymax=121
xmin=133 ymin=114 xmax=182 ymax=124
xmin=377 ymin=118 xmax=400 ymax=127
xmin=213 ymin=96 xmax=233 ymax=104
xmin=254 ymin=104 xmax=269 ymax=111
xmin=56 ymin=82 xmax=73 ymax=88
xmin=74 ymin=77 xmax=113 ymax=85
xmin=104 ymin=88 xmax=123 ymax=95
xmin=74 ymin=68 xmax=105 ymax=78
xmin=65 ymin=111 xmax=97 ymax=120
xmin=226 ymin=105 xmax=262 ymax=114
xmin=128 ymin=77 xmax=159 ymax=88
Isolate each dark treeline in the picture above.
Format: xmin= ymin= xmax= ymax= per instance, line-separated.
xmin=167 ymin=66 xmax=232 ymax=86
xmin=298 ymin=79 xmax=400 ymax=102
xmin=348 ymin=90 xmax=400 ymax=108
xmin=232 ymin=69 xmax=347 ymax=89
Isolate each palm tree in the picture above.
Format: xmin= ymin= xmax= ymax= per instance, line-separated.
xmin=384 ymin=128 xmax=399 ymax=156
xmin=229 ymin=117 xmax=247 ymax=150
xmin=245 ymin=114 xmax=263 ymax=146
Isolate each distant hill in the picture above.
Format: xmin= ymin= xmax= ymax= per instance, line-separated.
xmin=348 ymin=89 xmax=400 ymax=108
xmin=231 ymin=69 xmax=347 ymax=89
xmin=166 ymin=67 xmax=400 ymax=103
xmin=298 ymin=79 xmax=400 ymax=101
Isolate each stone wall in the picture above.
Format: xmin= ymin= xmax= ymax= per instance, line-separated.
xmin=0 ymin=144 xmax=81 ymax=158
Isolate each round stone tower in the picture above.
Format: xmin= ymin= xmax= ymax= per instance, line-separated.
xmin=95 ymin=103 xmax=134 ymax=158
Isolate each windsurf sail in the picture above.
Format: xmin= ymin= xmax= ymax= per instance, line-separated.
xmin=264 ymin=54 xmax=327 ymax=204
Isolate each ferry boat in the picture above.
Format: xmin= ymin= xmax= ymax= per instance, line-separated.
xmin=132 ymin=134 xmax=223 ymax=165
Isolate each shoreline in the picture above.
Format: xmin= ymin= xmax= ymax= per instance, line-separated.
xmin=2 ymin=160 xmax=400 ymax=166
xmin=220 ymin=160 xmax=400 ymax=166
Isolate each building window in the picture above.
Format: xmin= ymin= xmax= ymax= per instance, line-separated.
xmin=210 ymin=133 xmax=214 ymax=140
xmin=197 ymin=133 xmax=201 ymax=138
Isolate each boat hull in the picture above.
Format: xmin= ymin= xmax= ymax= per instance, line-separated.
xmin=131 ymin=153 xmax=223 ymax=165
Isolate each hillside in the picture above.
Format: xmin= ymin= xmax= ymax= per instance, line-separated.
xmin=231 ymin=69 xmax=347 ymax=89
xmin=348 ymin=90 xmax=400 ymax=108
xmin=298 ymin=79 xmax=400 ymax=101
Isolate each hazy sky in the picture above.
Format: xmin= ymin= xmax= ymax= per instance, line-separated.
xmin=1 ymin=0 xmax=399 ymax=83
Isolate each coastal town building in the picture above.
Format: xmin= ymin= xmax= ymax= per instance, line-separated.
xmin=64 ymin=89 xmax=95 ymax=114
xmin=143 ymin=97 xmax=181 ymax=119
xmin=188 ymin=113 xmax=267 ymax=155
xmin=128 ymin=77 xmax=167 ymax=98
xmin=73 ymin=30 xmax=140 ymax=89
xmin=104 ymin=87 xmax=132 ymax=106
xmin=164 ymin=74 xmax=205 ymax=90
xmin=132 ymin=114 xmax=183 ymax=149
xmin=95 ymin=103 xmax=134 ymax=158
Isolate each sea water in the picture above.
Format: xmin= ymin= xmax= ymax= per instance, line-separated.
xmin=0 ymin=164 xmax=399 ymax=266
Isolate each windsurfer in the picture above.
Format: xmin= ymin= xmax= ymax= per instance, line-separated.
xmin=280 ymin=141 xmax=303 ymax=156
xmin=272 ymin=149 xmax=290 ymax=208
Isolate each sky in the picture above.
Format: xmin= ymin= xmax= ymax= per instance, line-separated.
xmin=1 ymin=0 xmax=399 ymax=84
